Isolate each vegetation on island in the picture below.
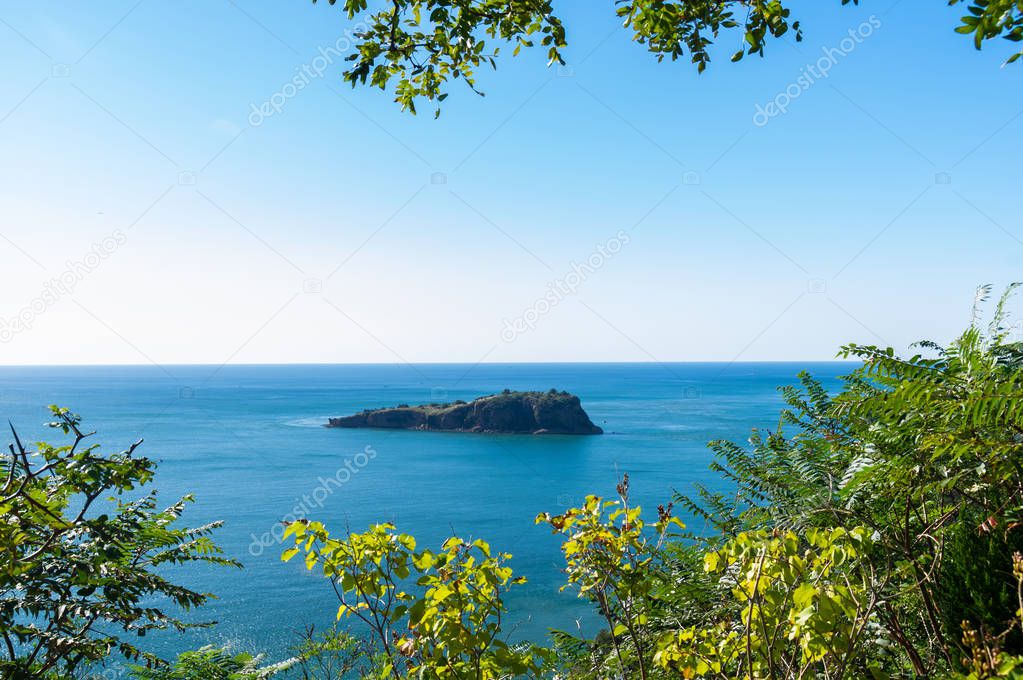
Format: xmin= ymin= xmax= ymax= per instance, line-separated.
xmin=308 ymin=0 xmax=1023 ymax=114
xmin=7 ymin=284 xmax=1023 ymax=678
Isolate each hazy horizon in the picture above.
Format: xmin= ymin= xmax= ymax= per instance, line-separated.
xmin=0 ymin=359 xmax=863 ymax=367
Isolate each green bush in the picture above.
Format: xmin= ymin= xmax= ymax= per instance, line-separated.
xmin=940 ymin=512 xmax=1023 ymax=655
xmin=0 ymin=407 xmax=237 ymax=677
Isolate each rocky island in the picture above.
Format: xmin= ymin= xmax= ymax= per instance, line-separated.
xmin=327 ymin=389 xmax=603 ymax=435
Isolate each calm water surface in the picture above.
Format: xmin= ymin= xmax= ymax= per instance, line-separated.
xmin=0 ymin=362 xmax=851 ymax=664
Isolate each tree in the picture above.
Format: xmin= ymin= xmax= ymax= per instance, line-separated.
xmin=536 ymin=474 xmax=683 ymax=680
xmin=655 ymin=526 xmax=880 ymax=679
xmin=283 ymin=520 xmax=545 ymax=679
xmin=312 ymin=0 xmax=1022 ymax=114
xmin=667 ymin=283 xmax=1023 ymax=677
xmin=0 ymin=407 xmax=238 ymax=678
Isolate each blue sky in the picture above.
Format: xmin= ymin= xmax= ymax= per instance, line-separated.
xmin=0 ymin=0 xmax=1020 ymax=364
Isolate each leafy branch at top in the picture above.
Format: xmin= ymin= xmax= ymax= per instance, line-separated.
xmin=311 ymin=1 xmax=1021 ymax=115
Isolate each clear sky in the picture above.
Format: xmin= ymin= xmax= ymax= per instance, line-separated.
xmin=0 ymin=0 xmax=1021 ymax=365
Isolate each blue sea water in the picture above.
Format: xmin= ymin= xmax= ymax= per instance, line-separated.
xmin=0 ymin=362 xmax=851 ymax=665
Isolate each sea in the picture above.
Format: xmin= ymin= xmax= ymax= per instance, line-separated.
xmin=0 ymin=362 xmax=852 ymax=667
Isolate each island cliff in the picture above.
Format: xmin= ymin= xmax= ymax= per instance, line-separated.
xmin=327 ymin=390 xmax=603 ymax=435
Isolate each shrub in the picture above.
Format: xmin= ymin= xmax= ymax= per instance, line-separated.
xmin=0 ymin=407 xmax=237 ymax=677
xmin=282 ymin=521 xmax=544 ymax=679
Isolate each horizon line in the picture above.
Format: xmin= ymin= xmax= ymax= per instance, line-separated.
xmin=0 ymin=359 xmax=862 ymax=368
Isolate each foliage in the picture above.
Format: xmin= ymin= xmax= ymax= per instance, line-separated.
xmin=655 ymin=527 xmax=879 ymax=679
xmin=125 ymin=627 xmax=367 ymax=680
xmin=952 ymin=0 xmax=1023 ymax=63
xmin=951 ymin=551 xmax=1023 ymax=679
xmin=0 ymin=406 xmax=238 ymax=678
xmin=939 ymin=511 xmax=1023 ymax=655
xmin=537 ymin=474 xmax=682 ymax=680
xmin=287 ymin=625 xmax=368 ymax=679
xmin=402 ymin=389 xmax=578 ymax=415
xmin=310 ymin=0 xmax=1019 ymax=114
xmin=616 ymin=0 xmax=808 ymax=71
xmin=658 ymin=283 xmax=1023 ymax=678
xmin=316 ymin=0 xmax=565 ymax=116
xmin=282 ymin=520 xmax=544 ymax=679
xmin=677 ymin=368 xmax=855 ymax=541
xmin=127 ymin=646 xmax=286 ymax=680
